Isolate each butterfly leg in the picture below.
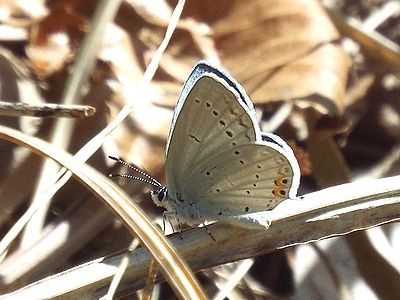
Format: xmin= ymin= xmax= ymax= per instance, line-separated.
xmin=162 ymin=211 xmax=184 ymax=239
xmin=175 ymin=212 xmax=184 ymax=240
xmin=162 ymin=212 xmax=170 ymax=234
xmin=201 ymin=221 xmax=216 ymax=242
xmin=162 ymin=211 xmax=183 ymax=239
xmin=189 ymin=202 xmax=216 ymax=241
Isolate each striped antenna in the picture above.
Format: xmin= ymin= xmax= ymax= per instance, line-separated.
xmin=108 ymin=156 xmax=162 ymax=187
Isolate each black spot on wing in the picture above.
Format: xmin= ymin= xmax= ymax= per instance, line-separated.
xmin=189 ymin=134 xmax=201 ymax=143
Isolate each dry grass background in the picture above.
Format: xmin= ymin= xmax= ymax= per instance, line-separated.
xmin=0 ymin=0 xmax=400 ymax=299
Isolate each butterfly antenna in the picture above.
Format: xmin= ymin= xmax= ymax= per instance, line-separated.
xmin=108 ymin=173 xmax=161 ymax=187
xmin=108 ymin=156 xmax=162 ymax=187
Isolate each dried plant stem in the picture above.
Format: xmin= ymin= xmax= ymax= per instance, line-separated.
xmin=102 ymin=238 xmax=140 ymax=300
xmin=0 ymin=102 xmax=95 ymax=118
xmin=326 ymin=8 xmax=400 ymax=72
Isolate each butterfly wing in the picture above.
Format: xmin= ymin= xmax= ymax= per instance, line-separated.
xmin=165 ymin=62 xmax=260 ymax=200
xmin=185 ymin=141 xmax=299 ymax=218
xmin=165 ymin=61 xmax=300 ymax=223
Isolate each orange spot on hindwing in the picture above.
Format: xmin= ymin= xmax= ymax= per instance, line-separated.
xmin=272 ymin=168 xmax=291 ymax=199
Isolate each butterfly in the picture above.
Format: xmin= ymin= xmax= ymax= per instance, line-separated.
xmin=111 ymin=61 xmax=300 ymax=235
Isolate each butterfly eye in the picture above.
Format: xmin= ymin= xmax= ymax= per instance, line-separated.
xmin=157 ymin=187 xmax=167 ymax=202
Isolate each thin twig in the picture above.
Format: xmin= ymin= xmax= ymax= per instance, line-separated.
xmin=0 ymin=102 xmax=95 ymax=118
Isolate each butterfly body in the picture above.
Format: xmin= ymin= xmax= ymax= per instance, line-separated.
xmin=151 ymin=61 xmax=300 ymax=229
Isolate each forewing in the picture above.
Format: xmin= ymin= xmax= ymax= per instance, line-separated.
xmin=165 ymin=73 xmax=258 ymax=199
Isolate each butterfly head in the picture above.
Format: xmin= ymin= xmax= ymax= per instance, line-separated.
xmin=150 ymin=186 xmax=169 ymax=207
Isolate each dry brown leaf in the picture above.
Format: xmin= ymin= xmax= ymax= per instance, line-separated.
xmin=186 ymin=0 xmax=351 ymax=116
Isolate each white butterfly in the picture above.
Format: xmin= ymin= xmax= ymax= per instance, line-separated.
xmin=149 ymin=61 xmax=301 ymax=231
